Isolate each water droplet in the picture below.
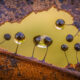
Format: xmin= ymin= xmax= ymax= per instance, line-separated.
xmin=34 ymin=35 xmax=52 ymax=48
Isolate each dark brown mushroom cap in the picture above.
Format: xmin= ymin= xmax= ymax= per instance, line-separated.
xmin=74 ymin=43 xmax=80 ymax=51
xmin=66 ymin=34 xmax=73 ymax=42
xmin=61 ymin=44 xmax=68 ymax=51
xmin=44 ymin=36 xmax=53 ymax=47
xmin=33 ymin=35 xmax=41 ymax=45
xmin=15 ymin=32 xmax=25 ymax=41
xmin=56 ymin=19 xmax=65 ymax=27
xmin=4 ymin=33 xmax=11 ymax=40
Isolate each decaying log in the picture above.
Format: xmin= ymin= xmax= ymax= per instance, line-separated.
xmin=0 ymin=48 xmax=80 ymax=80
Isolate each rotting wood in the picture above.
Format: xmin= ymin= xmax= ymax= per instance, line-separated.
xmin=0 ymin=48 xmax=80 ymax=80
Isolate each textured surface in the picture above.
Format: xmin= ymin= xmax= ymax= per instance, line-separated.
xmin=0 ymin=48 xmax=80 ymax=80
xmin=0 ymin=0 xmax=80 ymax=29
